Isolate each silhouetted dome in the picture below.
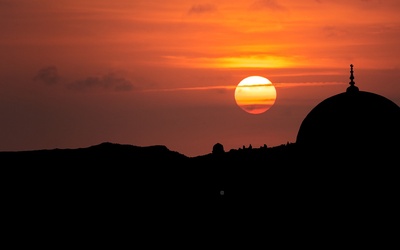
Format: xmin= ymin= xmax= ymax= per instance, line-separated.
xmin=212 ymin=143 xmax=225 ymax=155
xmin=296 ymin=65 xmax=400 ymax=163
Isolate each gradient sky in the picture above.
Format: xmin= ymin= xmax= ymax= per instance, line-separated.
xmin=1 ymin=0 xmax=400 ymax=157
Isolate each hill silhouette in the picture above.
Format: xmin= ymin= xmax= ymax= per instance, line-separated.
xmin=2 ymin=141 xmax=397 ymax=201
xmin=2 ymin=140 xmax=398 ymax=244
xmin=2 ymin=141 xmax=297 ymax=199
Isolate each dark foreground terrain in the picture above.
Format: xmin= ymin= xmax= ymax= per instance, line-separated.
xmin=1 ymin=142 xmax=398 ymax=245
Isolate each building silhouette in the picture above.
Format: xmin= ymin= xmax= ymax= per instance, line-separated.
xmin=296 ymin=64 xmax=400 ymax=165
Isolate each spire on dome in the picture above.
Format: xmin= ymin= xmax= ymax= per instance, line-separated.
xmin=349 ymin=64 xmax=355 ymax=85
xmin=347 ymin=64 xmax=359 ymax=93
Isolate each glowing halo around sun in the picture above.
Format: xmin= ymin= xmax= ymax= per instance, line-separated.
xmin=234 ymin=76 xmax=277 ymax=115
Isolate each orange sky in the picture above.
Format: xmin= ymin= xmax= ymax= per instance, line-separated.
xmin=1 ymin=0 xmax=400 ymax=156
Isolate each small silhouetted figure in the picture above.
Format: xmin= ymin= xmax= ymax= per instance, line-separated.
xmin=212 ymin=143 xmax=225 ymax=155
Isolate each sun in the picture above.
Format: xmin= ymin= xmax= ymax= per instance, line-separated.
xmin=234 ymin=76 xmax=277 ymax=115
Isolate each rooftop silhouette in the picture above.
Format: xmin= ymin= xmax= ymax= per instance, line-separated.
xmin=296 ymin=64 xmax=400 ymax=164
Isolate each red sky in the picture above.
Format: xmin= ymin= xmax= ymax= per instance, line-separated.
xmin=1 ymin=0 xmax=400 ymax=157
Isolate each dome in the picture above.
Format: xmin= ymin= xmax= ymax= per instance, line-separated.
xmin=296 ymin=65 xmax=400 ymax=163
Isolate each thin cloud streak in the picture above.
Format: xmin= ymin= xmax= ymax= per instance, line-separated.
xmin=140 ymin=85 xmax=236 ymax=92
xmin=274 ymin=81 xmax=344 ymax=88
xmin=139 ymin=81 xmax=343 ymax=92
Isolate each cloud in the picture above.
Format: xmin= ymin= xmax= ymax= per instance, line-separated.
xmin=188 ymin=4 xmax=217 ymax=14
xmin=251 ymin=0 xmax=286 ymax=11
xmin=274 ymin=81 xmax=344 ymax=88
xmin=139 ymin=82 xmax=343 ymax=93
xmin=321 ymin=25 xmax=349 ymax=38
xmin=68 ymin=73 xmax=134 ymax=92
xmin=141 ymin=85 xmax=235 ymax=92
xmin=33 ymin=66 xmax=60 ymax=85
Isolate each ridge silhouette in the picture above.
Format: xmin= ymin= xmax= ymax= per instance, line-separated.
xmin=2 ymin=140 xmax=397 ymax=199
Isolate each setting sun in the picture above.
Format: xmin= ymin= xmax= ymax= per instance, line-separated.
xmin=234 ymin=76 xmax=277 ymax=115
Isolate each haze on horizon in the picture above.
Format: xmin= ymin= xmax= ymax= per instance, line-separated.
xmin=1 ymin=0 xmax=400 ymax=157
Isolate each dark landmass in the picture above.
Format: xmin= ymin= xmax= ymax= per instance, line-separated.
xmin=1 ymin=141 xmax=398 ymax=241
xmin=2 ymin=141 xmax=299 ymax=200
xmin=2 ymin=141 xmax=397 ymax=201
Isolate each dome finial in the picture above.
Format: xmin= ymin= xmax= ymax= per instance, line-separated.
xmin=347 ymin=64 xmax=359 ymax=93
xmin=349 ymin=64 xmax=355 ymax=86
